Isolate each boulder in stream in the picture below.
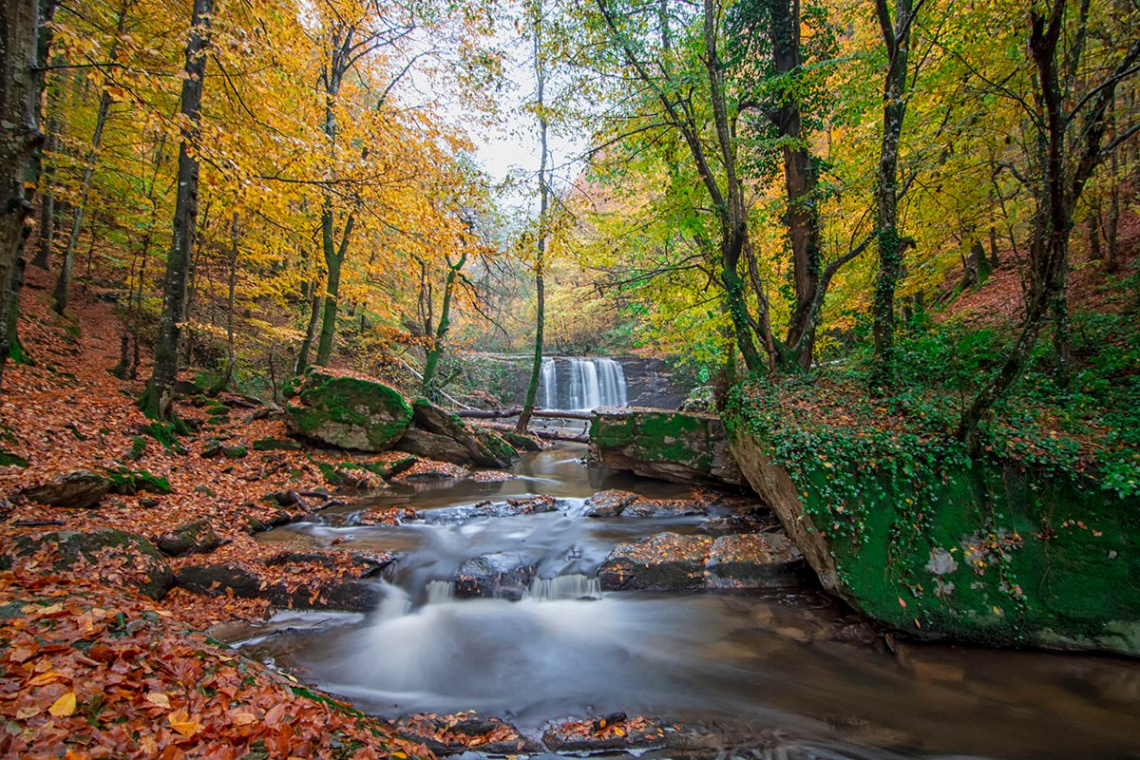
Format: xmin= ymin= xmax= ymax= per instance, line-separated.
xmin=590 ymin=409 xmax=746 ymax=489
xmin=285 ymin=367 xmax=413 ymax=451
xmin=705 ymin=532 xmax=807 ymax=589
xmin=455 ymin=551 xmax=537 ymax=600
xmin=598 ymin=533 xmax=712 ymax=591
xmin=398 ymin=399 xmax=519 ymax=469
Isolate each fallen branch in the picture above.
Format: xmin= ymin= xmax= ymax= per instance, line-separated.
xmin=456 ymin=407 xmax=594 ymax=421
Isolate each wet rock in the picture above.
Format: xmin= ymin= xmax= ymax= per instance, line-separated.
xmin=8 ymin=530 xmax=173 ymax=599
xmin=623 ymin=496 xmax=709 ymax=518
xmin=590 ymin=409 xmax=746 ymax=489
xmin=455 ymin=552 xmax=537 ymax=600
xmin=542 ymin=716 xmax=671 ymax=753
xmin=318 ymin=462 xmax=387 ymax=490
xmin=243 ymin=509 xmax=295 ymax=534
xmin=394 ymin=713 xmax=542 ymax=755
xmin=176 ymin=562 xmax=381 ymax=611
xmin=700 ymin=507 xmax=778 ymax=536
xmin=584 ymin=489 xmax=639 ymax=517
xmin=503 ymin=431 xmax=543 ymax=452
xmin=285 ymin=367 xmax=413 ymax=451
xmin=424 ymin=495 xmax=558 ymax=524
xmin=830 ymin=620 xmax=879 ymax=644
xmin=156 ymin=520 xmax=224 ymax=557
xmin=263 ymin=550 xmax=395 ymax=578
xmin=705 ymin=533 xmax=807 ymax=589
xmin=20 ymin=470 xmax=110 ymax=508
xmin=599 ymin=533 xmax=712 ymax=591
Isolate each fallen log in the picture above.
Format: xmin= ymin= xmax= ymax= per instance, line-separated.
xmin=481 ymin=420 xmax=589 ymax=443
xmin=456 ymin=407 xmax=594 ymax=421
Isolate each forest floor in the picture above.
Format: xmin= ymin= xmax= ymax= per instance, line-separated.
xmin=0 ymin=267 xmax=533 ymax=759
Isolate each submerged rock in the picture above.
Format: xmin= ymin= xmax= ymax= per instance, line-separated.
xmin=20 ymin=470 xmax=110 ymax=508
xmin=455 ymin=551 xmax=537 ymax=600
xmin=285 ymin=367 xmax=413 ymax=451
xmin=598 ymin=533 xmax=712 ymax=591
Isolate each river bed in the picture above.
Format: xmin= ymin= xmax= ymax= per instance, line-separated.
xmin=233 ymin=445 xmax=1140 ymax=760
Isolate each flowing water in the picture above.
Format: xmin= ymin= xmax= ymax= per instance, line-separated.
xmin=539 ymin=357 xmax=629 ymax=411
xmin=239 ymin=446 xmax=1140 ymax=760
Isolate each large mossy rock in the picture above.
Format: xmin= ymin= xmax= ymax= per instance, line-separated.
xmin=590 ymin=409 xmax=745 ymax=488
xmin=729 ymin=430 xmax=1140 ymax=656
xmin=285 ymin=367 xmax=413 ymax=451
xmin=7 ymin=530 xmax=173 ymax=600
xmin=397 ymin=399 xmax=518 ymax=468
xmin=20 ymin=470 xmax=110 ymax=508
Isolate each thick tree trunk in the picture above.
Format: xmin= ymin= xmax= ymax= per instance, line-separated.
xmin=870 ymin=0 xmax=914 ymax=386
xmin=517 ymin=7 xmax=549 ymax=434
xmin=0 ymin=0 xmax=42 ymax=392
xmin=766 ymin=0 xmax=822 ymax=370
xmin=32 ymin=127 xmax=55 ymax=269
xmin=140 ymin=0 xmax=212 ymax=420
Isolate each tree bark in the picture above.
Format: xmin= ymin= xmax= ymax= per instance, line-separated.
xmin=294 ymin=279 xmax=322 ymax=375
xmin=517 ymin=3 xmax=549 ymax=434
xmin=422 ymin=250 xmax=467 ymax=398
xmin=870 ymin=0 xmax=914 ymax=387
xmin=52 ymin=0 xmax=129 ymax=314
xmin=140 ymin=0 xmax=213 ymax=420
xmin=0 ymin=0 xmax=42 ymax=392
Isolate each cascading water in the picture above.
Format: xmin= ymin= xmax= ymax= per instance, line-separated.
xmin=538 ymin=357 xmax=628 ymax=411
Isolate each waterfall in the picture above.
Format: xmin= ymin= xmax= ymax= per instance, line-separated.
xmin=538 ymin=357 xmax=627 ymax=411
xmin=527 ymin=574 xmax=602 ymax=601
xmin=540 ymin=357 xmax=557 ymax=409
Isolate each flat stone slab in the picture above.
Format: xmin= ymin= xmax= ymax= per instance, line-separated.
xmin=599 ymin=533 xmax=712 ymax=591
xmin=706 ymin=533 xmax=807 ymax=589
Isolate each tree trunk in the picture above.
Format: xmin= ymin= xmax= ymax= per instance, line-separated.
xmin=139 ymin=0 xmax=213 ymax=420
xmin=211 ymin=212 xmax=239 ymax=396
xmin=52 ymin=0 xmax=128 ymax=314
xmin=294 ymin=282 xmax=322 ymax=375
xmin=422 ymin=251 xmax=467 ymax=398
xmin=766 ymin=0 xmax=823 ymax=370
xmin=870 ymin=0 xmax=914 ymax=387
xmin=517 ymin=3 xmax=549 ymax=434
xmin=0 ymin=0 xmax=42 ymax=392
xmin=32 ymin=126 xmax=55 ymax=269
xmin=314 ymin=205 xmax=353 ymax=366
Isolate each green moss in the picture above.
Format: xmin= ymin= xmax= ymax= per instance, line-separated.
xmin=252 ymin=437 xmax=303 ymax=451
xmin=287 ymin=368 xmax=413 ymax=451
xmin=591 ymin=411 xmax=714 ymax=469
xmin=0 ymin=451 xmax=28 ymax=468
xmin=728 ymin=384 xmax=1140 ymax=655
xmin=104 ymin=467 xmax=172 ymax=495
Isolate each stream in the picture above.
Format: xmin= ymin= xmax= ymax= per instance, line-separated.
xmin=235 ymin=445 xmax=1140 ymax=760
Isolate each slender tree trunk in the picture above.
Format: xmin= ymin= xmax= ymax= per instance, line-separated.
xmin=870 ymin=0 xmax=914 ymax=387
xmin=422 ymin=251 xmax=467 ymax=398
xmin=32 ymin=126 xmax=55 ymax=269
xmin=315 ymin=205 xmax=353 ymax=365
xmin=295 ymin=281 xmax=322 ymax=375
xmin=517 ymin=4 xmax=549 ymax=434
xmin=0 ymin=0 xmax=42 ymax=392
xmin=139 ymin=0 xmax=212 ymax=420
xmin=53 ymin=0 xmax=128 ymax=314
xmin=211 ymin=212 xmax=239 ymax=395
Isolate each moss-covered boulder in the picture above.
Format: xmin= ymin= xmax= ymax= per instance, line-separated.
xmin=155 ymin=520 xmax=223 ymax=557
xmin=589 ymin=409 xmax=745 ymax=488
xmin=396 ymin=399 xmax=518 ymax=468
xmin=7 ymin=530 xmax=173 ymax=599
xmin=20 ymin=470 xmax=110 ymax=508
xmin=285 ymin=367 xmax=413 ymax=451
xmin=729 ymin=430 xmax=1140 ymax=656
